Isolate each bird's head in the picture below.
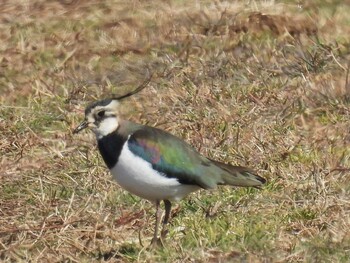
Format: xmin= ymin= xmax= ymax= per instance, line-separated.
xmin=73 ymin=74 xmax=152 ymax=138
xmin=74 ymin=99 xmax=120 ymax=138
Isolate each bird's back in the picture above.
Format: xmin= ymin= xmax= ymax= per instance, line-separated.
xmin=115 ymin=120 xmax=265 ymax=190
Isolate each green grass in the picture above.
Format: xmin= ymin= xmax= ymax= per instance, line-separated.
xmin=1 ymin=0 xmax=350 ymax=262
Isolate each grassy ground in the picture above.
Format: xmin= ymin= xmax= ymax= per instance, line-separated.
xmin=1 ymin=0 xmax=350 ymax=262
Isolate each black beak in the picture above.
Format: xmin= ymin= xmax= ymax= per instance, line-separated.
xmin=73 ymin=120 xmax=88 ymax=134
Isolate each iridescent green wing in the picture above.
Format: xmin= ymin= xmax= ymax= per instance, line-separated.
xmin=127 ymin=126 xmax=222 ymax=189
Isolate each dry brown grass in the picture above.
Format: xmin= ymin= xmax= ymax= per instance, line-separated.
xmin=1 ymin=0 xmax=350 ymax=262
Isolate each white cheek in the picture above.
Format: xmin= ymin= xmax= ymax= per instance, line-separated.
xmin=94 ymin=117 xmax=119 ymax=138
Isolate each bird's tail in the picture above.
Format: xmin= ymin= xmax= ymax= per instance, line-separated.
xmin=210 ymin=159 xmax=266 ymax=187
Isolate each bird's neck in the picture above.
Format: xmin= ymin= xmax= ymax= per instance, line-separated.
xmin=96 ymin=119 xmax=142 ymax=169
xmin=97 ymin=131 xmax=127 ymax=169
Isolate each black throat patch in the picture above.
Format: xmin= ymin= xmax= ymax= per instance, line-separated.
xmin=97 ymin=131 xmax=127 ymax=169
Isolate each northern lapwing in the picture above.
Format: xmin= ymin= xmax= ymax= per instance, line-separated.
xmin=73 ymin=83 xmax=266 ymax=246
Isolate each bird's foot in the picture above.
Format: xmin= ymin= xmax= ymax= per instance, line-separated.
xmin=149 ymin=237 xmax=164 ymax=249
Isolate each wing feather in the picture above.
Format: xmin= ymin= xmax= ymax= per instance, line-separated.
xmin=127 ymin=127 xmax=220 ymax=189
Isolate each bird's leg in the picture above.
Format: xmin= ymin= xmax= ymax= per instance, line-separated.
xmin=150 ymin=200 xmax=162 ymax=246
xmin=161 ymin=200 xmax=172 ymax=240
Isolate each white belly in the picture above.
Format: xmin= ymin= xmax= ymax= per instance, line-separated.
xmin=110 ymin=143 xmax=200 ymax=202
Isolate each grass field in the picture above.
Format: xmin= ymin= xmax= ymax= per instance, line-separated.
xmin=1 ymin=0 xmax=350 ymax=262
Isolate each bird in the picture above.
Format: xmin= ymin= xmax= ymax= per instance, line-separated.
xmin=73 ymin=85 xmax=266 ymax=246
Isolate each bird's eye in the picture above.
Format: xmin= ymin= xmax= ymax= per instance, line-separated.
xmin=97 ymin=111 xmax=105 ymax=118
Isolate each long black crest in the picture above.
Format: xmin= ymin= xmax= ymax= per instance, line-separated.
xmin=111 ymin=72 xmax=153 ymax=101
